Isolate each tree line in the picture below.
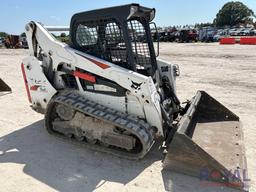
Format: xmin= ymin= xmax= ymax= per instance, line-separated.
xmin=0 ymin=1 xmax=255 ymax=38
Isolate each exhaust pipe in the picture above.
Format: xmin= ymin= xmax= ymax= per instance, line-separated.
xmin=163 ymin=91 xmax=248 ymax=191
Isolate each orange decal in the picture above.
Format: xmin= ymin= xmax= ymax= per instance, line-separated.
xmin=30 ymin=85 xmax=40 ymax=91
xmin=21 ymin=63 xmax=32 ymax=103
xmin=73 ymin=71 xmax=96 ymax=83
xmin=76 ymin=52 xmax=110 ymax=69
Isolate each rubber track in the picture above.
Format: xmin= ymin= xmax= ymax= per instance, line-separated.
xmin=45 ymin=91 xmax=155 ymax=160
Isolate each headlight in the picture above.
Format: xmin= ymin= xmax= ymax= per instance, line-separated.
xmin=173 ymin=64 xmax=180 ymax=77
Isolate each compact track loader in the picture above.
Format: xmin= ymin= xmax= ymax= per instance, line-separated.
xmin=22 ymin=4 xmax=247 ymax=190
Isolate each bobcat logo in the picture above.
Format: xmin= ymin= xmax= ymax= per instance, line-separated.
xmin=131 ymin=81 xmax=142 ymax=90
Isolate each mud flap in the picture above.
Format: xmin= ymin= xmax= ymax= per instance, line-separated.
xmin=0 ymin=78 xmax=11 ymax=95
xmin=163 ymin=91 xmax=248 ymax=191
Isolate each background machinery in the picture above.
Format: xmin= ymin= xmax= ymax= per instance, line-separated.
xmin=4 ymin=35 xmax=21 ymax=48
xmin=0 ymin=78 xmax=11 ymax=96
xmin=21 ymin=4 xmax=247 ymax=190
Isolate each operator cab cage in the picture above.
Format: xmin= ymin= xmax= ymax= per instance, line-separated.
xmin=70 ymin=4 xmax=157 ymax=76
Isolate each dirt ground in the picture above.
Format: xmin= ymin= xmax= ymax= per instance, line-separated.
xmin=0 ymin=43 xmax=255 ymax=192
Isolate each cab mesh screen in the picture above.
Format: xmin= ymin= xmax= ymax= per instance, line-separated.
xmin=75 ymin=19 xmax=151 ymax=69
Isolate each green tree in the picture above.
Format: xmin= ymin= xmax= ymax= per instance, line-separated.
xmin=0 ymin=32 xmax=8 ymax=38
xmin=20 ymin=32 xmax=26 ymax=37
xmin=214 ymin=1 xmax=255 ymax=27
xmin=60 ymin=33 xmax=66 ymax=37
xmin=195 ymin=23 xmax=213 ymax=28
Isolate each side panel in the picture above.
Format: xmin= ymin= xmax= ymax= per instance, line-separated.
xmin=81 ymin=91 xmax=126 ymax=113
xmin=127 ymin=95 xmax=145 ymax=118
xmin=22 ymin=56 xmax=57 ymax=113
xmin=70 ymin=51 xmax=163 ymax=136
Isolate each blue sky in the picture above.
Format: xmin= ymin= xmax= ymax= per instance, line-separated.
xmin=1 ymin=0 xmax=255 ymax=34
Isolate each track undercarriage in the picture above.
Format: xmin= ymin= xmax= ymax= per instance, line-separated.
xmin=45 ymin=91 xmax=155 ymax=160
